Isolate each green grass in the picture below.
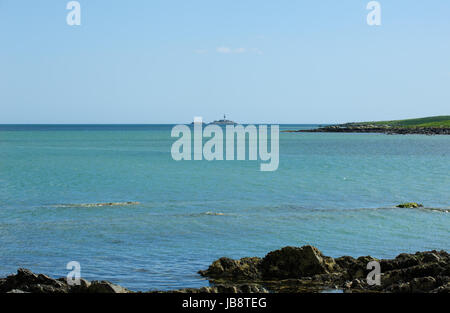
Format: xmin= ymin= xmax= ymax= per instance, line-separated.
xmin=346 ymin=116 xmax=450 ymax=128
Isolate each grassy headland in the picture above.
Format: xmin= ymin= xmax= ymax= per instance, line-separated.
xmin=285 ymin=116 xmax=450 ymax=135
xmin=343 ymin=116 xmax=450 ymax=128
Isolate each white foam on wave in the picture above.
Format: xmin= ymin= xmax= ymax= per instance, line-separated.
xmin=203 ymin=211 xmax=226 ymax=216
xmin=52 ymin=201 xmax=140 ymax=208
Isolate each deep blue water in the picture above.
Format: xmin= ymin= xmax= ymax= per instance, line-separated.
xmin=0 ymin=124 xmax=449 ymax=291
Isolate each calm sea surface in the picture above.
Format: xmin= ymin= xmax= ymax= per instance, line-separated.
xmin=0 ymin=125 xmax=449 ymax=291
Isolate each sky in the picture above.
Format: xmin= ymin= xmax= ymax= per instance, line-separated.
xmin=0 ymin=0 xmax=449 ymax=124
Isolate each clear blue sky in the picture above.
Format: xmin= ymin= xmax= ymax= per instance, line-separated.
xmin=0 ymin=0 xmax=449 ymax=124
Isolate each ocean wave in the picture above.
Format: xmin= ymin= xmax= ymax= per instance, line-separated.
xmin=183 ymin=211 xmax=229 ymax=217
xmin=419 ymin=207 xmax=450 ymax=213
xmin=203 ymin=211 xmax=227 ymax=216
xmin=51 ymin=201 xmax=140 ymax=208
xmin=372 ymin=206 xmax=449 ymax=213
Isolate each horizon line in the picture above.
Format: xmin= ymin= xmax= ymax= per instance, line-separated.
xmin=0 ymin=123 xmax=331 ymax=126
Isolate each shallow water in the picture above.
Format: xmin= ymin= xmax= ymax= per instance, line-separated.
xmin=0 ymin=125 xmax=449 ymax=291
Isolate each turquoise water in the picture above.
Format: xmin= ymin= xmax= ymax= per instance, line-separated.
xmin=0 ymin=125 xmax=449 ymax=291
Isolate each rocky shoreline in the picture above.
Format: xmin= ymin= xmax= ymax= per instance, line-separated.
xmin=196 ymin=245 xmax=450 ymax=293
xmin=1 ymin=245 xmax=449 ymax=293
xmin=283 ymin=125 xmax=450 ymax=135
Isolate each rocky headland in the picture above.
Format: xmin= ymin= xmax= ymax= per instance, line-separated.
xmin=1 ymin=245 xmax=449 ymax=293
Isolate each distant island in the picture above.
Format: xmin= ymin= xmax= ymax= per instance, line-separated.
xmin=209 ymin=115 xmax=238 ymax=125
xmin=190 ymin=115 xmax=238 ymax=126
xmin=284 ymin=116 xmax=450 ymax=135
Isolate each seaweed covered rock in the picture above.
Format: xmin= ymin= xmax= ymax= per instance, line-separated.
xmin=396 ymin=202 xmax=423 ymax=208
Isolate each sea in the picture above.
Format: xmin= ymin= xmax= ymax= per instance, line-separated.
xmin=0 ymin=124 xmax=449 ymax=291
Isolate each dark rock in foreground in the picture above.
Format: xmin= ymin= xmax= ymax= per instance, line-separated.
xmin=198 ymin=257 xmax=262 ymax=281
xmin=1 ymin=246 xmax=449 ymax=293
xmin=0 ymin=268 xmax=131 ymax=294
xmin=199 ymin=245 xmax=450 ymax=293
xmin=261 ymin=246 xmax=337 ymax=279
